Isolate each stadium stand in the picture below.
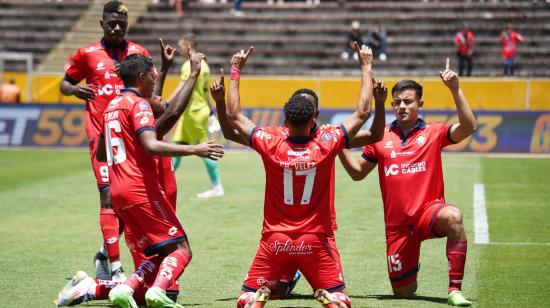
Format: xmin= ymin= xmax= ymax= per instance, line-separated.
xmin=0 ymin=0 xmax=91 ymax=71
xmin=127 ymin=0 xmax=550 ymax=76
xmin=1 ymin=0 xmax=549 ymax=76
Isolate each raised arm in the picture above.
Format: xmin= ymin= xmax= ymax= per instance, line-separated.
xmin=348 ymin=79 xmax=387 ymax=147
xmin=341 ymin=42 xmax=374 ymax=139
xmin=337 ymin=148 xmax=377 ymax=181
xmin=139 ymin=130 xmax=224 ymax=159
xmin=152 ymin=38 xmax=175 ymax=100
xmin=155 ymin=51 xmax=206 ymax=138
xmin=210 ymin=68 xmax=248 ymax=145
xmin=439 ymin=58 xmax=476 ymax=143
xmin=226 ymin=47 xmax=257 ymax=146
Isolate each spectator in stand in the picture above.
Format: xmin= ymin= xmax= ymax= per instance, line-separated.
xmin=0 ymin=79 xmax=21 ymax=103
xmin=230 ymin=0 xmax=244 ymax=16
xmin=341 ymin=20 xmax=364 ymax=60
xmin=500 ymin=23 xmax=524 ymax=76
xmin=454 ymin=24 xmax=475 ymax=76
xmin=366 ymin=23 xmax=388 ymax=61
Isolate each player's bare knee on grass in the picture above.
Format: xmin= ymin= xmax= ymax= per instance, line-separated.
xmin=438 ymin=206 xmax=465 ymax=238
xmin=392 ymin=282 xmax=417 ymax=299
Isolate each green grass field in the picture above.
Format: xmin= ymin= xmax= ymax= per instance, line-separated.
xmin=1 ymin=149 xmax=549 ymax=307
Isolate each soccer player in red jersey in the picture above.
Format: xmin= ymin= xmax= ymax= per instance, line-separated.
xmin=212 ymin=76 xmax=386 ymax=300
xmin=97 ymin=54 xmax=222 ymax=308
xmin=60 ymin=1 xmax=154 ymax=280
xmin=338 ymin=59 xmax=476 ymax=306
xmin=54 ymin=46 xmax=210 ymax=308
xmin=222 ymin=42 xmax=373 ymax=308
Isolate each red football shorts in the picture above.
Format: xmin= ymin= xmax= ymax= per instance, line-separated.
xmin=242 ymin=232 xmax=345 ymax=293
xmin=278 ymin=233 xmax=342 ymax=284
xmin=385 ymin=202 xmax=448 ymax=288
xmin=88 ymin=134 xmax=110 ymax=190
xmin=113 ymin=195 xmax=187 ymax=257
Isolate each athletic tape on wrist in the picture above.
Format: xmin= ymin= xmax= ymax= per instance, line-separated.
xmin=230 ymin=66 xmax=241 ymax=81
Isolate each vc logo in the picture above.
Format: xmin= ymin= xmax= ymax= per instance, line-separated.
xmin=384 ymin=164 xmax=399 ymax=176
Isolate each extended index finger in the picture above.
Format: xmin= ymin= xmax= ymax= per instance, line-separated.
xmin=159 ymin=38 xmax=165 ymax=51
xmin=445 ymin=57 xmax=449 ymax=71
xmin=219 ymin=68 xmax=225 ymax=84
xmin=245 ymin=46 xmax=254 ymax=57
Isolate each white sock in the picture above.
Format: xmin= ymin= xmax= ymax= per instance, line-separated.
xmin=111 ymin=261 xmax=122 ymax=272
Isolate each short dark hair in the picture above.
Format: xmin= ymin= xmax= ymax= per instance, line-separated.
xmin=103 ymin=1 xmax=127 ymax=17
xmin=284 ymin=95 xmax=314 ymax=126
xmin=118 ymin=54 xmax=153 ymax=87
xmin=180 ymin=33 xmax=197 ymax=48
xmin=291 ymin=88 xmax=319 ymax=109
xmin=392 ymin=79 xmax=423 ymax=100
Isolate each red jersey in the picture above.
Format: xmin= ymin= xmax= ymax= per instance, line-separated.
xmin=454 ymin=31 xmax=475 ymax=57
xmin=362 ymin=119 xmax=455 ymax=230
xmin=157 ymin=155 xmax=177 ymax=209
xmin=501 ymin=31 xmax=523 ymax=59
xmin=251 ymin=125 xmax=348 ymax=235
xmin=102 ymin=89 xmax=163 ymax=207
xmin=263 ymin=124 xmax=339 ymax=231
xmin=65 ymin=39 xmax=152 ymax=140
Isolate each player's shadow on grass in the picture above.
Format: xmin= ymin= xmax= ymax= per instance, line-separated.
xmin=353 ymin=294 xmax=448 ymax=304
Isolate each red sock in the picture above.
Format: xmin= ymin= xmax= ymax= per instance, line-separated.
xmin=152 ymin=250 xmax=191 ymax=290
xmin=447 ymin=239 xmax=467 ymax=292
xmin=94 ymin=280 xmax=148 ymax=304
xmin=94 ymin=279 xmax=123 ymax=299
xmin=237 ymin=292 xmax=256 ymax=308
xmin=99 ymin=208 xmax=120 ymax=263
xmin=330 ymin=292 xmax=351 ymax=308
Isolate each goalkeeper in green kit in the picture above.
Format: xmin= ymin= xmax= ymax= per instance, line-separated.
xmin=171 ymin=33 xmax=223 ymax=198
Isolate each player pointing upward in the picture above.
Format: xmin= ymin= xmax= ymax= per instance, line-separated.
xmin=223 ymin=42 xmax=374 ymax=308
xmin=338 ymin=58 xmax=476 ymax=306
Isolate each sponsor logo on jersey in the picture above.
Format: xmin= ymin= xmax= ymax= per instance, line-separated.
xmin=270 ymin=239 xmax=313 ymax=256
xmin=138 ymin=235 xmax=149 ymax=247
xmin=391 ymin=150 xmax=397 ymax=159
xmin=384 ymin=140 xmax=394 ymax=148
xmin=384 ymin=164 xmax=399 ymax=176
xmin=128 ymin=45 xmax=139 ymax=52
xmin=140 ymin=117 xmax=150 ymax=125
xmin=85 ymin=46 xmax=99 ymax=53
xmin=321 ymin=132 xmax=333 ymax=143
xmin=416 ymin=136 xmax=426 ymax=146
xmin=288 ymin=148 xmax=311 ymax=159
xmin=384 ymin=161 xmax=427 ymax=176
xmin=96 ymin=62 xmax=105 ymax=71
xmin=255 ymin=129 xmax=272 ymax=140
xmin=139 ymin=102 xmax=149 ymax=111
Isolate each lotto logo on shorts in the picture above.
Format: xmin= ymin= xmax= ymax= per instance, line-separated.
xmin=106 ymin=237 xmax=118 ymax=245
xmin=168 ymin=226 xmax=178 ymax=236
xmin=256 ymin=277 xmax=277 ymax=287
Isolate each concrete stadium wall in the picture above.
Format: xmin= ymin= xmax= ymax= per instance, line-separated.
xmin=2 ymin=72 xmax=550 ymax=110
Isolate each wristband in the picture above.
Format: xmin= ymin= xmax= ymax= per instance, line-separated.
xmin=230 ymin=65 xmax=241 ymax=81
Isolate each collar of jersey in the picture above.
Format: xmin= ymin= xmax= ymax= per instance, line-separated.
xmin=121 ymin=88 xmax=141 ymax=97
xmin=101 ymin=37 xmax=128 ymax=51
xmin=390 ymin=118 xmax=426 ymax=130
xmin=286 ymin=135 xmax=313 ymax=144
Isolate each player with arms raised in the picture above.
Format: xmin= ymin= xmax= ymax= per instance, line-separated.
xmin=223 ymin=42 xmax=373 ymax=308
xmin=338 ymin=58 xmax=476 ymax=306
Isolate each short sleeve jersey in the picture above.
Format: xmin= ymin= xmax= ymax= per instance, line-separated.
xmin=102 ymin=89 xmax=162 ymax=206
xmin=65 ymin=39 xmax=152 ymax=139
xmin=179 ymin=59 xmax=210 ymax=112
xmin=251 ymin=125 xmax=349 ymax=235
xmin=263 ymin=124 xmax=339 ymax=232
xmin=362 ymin=119 xmax=455 ymax=230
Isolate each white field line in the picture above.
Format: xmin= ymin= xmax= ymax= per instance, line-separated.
xmin=483 ymin=242 xmax=550 ymax=246
xmin=473 ymin=183 xmax=490 ymax=244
